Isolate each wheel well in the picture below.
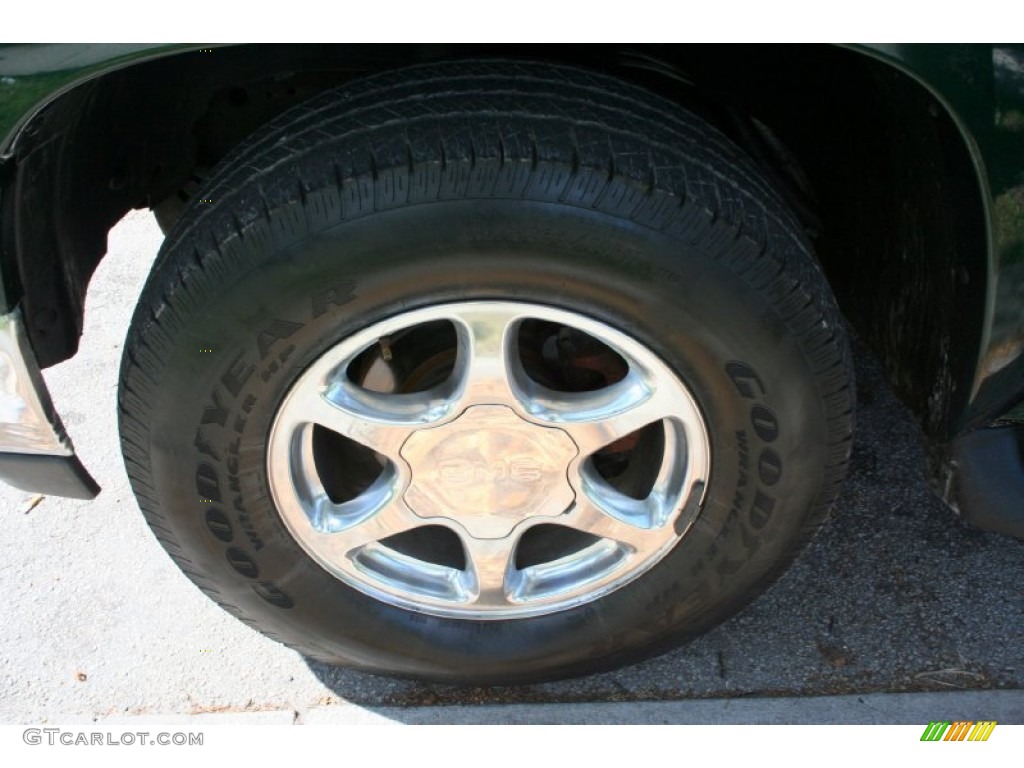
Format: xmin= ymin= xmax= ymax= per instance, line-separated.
xmin=1 ymin=43 xmax=987 ymax=440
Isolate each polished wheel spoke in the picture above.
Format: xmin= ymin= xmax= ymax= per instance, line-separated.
xmin=560 ymin=491 xmax=664 ymax=553
xmin=307 ymin=496 xmax=424 ymax=559
xmin=277 ymin=383 xmax=431 ymax=460
xmin=450 ymin=305 xmax=522 ymax=407
xmin=459 ymin=534 xmax=518 ymax=607
xmin=528 ymin=375 xmax=674 ymax=458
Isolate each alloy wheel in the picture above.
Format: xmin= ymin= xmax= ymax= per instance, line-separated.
xmin=267 ymin=301 xmax=710 ymax=619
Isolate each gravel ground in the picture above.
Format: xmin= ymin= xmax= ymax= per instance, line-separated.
xmin=0 ymin=210 xmax=1021 ymax=723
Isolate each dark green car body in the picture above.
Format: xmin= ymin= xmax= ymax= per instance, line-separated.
xmin=0 ymin=43 xmax=1021 ymax=534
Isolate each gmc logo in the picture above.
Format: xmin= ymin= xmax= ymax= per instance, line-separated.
xmin=437 ymin=458 xmax=544 ymax=485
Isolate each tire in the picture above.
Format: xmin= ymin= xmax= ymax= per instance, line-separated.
xmin=118 ymin=60 xmax=854 ymax=684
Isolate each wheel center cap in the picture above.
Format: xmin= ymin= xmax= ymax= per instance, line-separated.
xmin=400 ymin=405 xmax=578 ymax=538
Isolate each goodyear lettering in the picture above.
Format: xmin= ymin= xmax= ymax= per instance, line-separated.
xmin=708 ymin=359 xmax=784 ymax=584
xmin=226 ymin=547 xmax=259 ymax=578
xmin=725 ymin=361 xmax=766 ymax=400
xmin=257 ymin=318 xmax=303 ymax=361
xmin=201 ymin=389 xmax=229 ymax=427
xmin=194 ymin=427 xmax=220 ymax=461
xmin=204 ymin=508 xmax=234 ymax=543
xmin=195 ymin=463 xmax=221 ymax=503
xmin=221 ymin=350 xmax=255 ymax=397
xmin=312 ymin=281 xmax=356 ymax=319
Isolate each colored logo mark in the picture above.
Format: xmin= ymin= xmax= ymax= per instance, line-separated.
xmin=920 ymin=721 xmax=997 ymax=741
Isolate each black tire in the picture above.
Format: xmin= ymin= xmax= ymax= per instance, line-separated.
xmin=118 ymin=60 xmax=854 ymax=684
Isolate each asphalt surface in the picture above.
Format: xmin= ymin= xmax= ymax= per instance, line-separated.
xmin=0 ymin=210 xmax=1021 ymax=723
